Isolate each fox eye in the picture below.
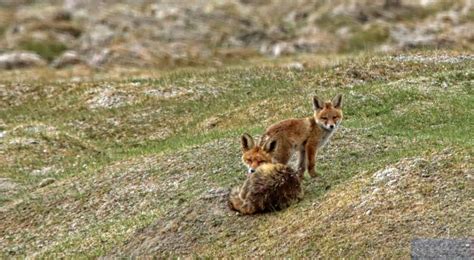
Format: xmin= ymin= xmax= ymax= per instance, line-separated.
xmin=333 ymin=116 xmax=338 ymax=120
xmin=321 ymin=117 xmax=328 ymax=120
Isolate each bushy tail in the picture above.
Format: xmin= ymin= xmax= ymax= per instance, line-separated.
xmin=228 ymin=186 xmax=257 ymax=214
xmin=228 ymin=186 xmax=243 ymax=212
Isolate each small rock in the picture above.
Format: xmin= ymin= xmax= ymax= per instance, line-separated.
xmin=51 ymin=51 xmax=83 ymax=68
xmin=285 ymin=62 xmax=305 ymax=71
xmin=0 ymin=178 xmax=18 ymax=192
xmin=442 ymin=81 xmax=448 ymax=90
xmin=373 ymin=167 xmax=399 ymax=183
xmin=38 ymin=178 xmax=55 ymax=188
xmin=0 ymin=51 xmax=47 ymax=70
xmin=63 ymin=0 xmax=82 ymax=11
xmin=81 ymin=24 xmax=115 ymax=49
xmin=87 ymin=48 xmax=111 ymax=68
xmin=273 ymin=42 xmax=294 ymax=57
xmin=31 ymin=166 xmax=56 ymax=176
xmin=466 ymin=172 xmax=473 ymax=180
xmin=387 ymin=179 xmax=398 ymax=186
xmin=372 ymin=187 xmax=381 ymax=195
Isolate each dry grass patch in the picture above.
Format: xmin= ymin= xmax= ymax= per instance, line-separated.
xmin=226 ymin=148 xmax=472 ymax=258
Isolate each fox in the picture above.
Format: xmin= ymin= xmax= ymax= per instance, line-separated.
xmin=259 ymin=94 xmax=343 ymax=178
xmin=228 ymin=133 xmax=303 ymax=215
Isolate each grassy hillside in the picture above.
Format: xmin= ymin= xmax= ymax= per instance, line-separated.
xmin=0 ymin=51 xmax=473 ymax=257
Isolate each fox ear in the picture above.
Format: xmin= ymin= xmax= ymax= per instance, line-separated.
xmin=263 ymin=139 xmax=277 ymax=154
xmin=313 ymin=96 xmax=324 ymax=111
xmin=332 ymin=94 xmax=343 ymax=108
xmin=241 ymin=133 xmax=255 ymax=151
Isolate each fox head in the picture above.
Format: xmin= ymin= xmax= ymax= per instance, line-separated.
xmin=313 ymin=94 xmax=343 ymax=131
xmin=240 ymin=133 xmax=276 ymax=175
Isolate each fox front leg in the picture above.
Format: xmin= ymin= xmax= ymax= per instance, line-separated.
xmin=306 ymin=141 xmax=319 ymax=178
xmin=296 ymin=144 xmax=306 ymax=178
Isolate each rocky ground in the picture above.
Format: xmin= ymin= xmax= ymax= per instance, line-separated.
xmin=0 ymin=0 xmax=473 ymax=69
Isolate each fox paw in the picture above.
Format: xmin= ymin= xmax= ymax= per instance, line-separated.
xmin=308 ymin=171 xmax=321 ymax=179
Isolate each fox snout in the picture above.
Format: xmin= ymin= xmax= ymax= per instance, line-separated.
xmin=327 ymin=121 xmax=340 ymax=130
xmin=317 ymin=115 xmax=342 ymax=131
xmin=319 ymin=120 xmax=339 ymax=131
xmin=248 ymin=162 xmax=259 ymax=174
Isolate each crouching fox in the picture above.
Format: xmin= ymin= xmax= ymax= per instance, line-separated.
xmin=228 ymin=133 xmax=303 ymax=215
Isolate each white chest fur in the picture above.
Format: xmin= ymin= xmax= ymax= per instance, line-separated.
xmin=317 ymin=129 xmax=336 ymax=149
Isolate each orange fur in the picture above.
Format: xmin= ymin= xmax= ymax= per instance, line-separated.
xmin=228 ymin=134 xmax=303 ymax=214
xmin=260 ymin=94 xmax=343 ymax=178
xmin=240 ymin=133 xmax=275 ymax=174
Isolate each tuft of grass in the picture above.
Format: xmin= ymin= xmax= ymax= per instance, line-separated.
xmin=345 ymin=24 xmax=390 ymax=51
xmin=19 ymin=39 xmax=68 ymax=61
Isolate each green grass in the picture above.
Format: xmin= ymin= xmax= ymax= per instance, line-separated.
xmin=346 ymin=24 xmax=390 ymax=51
xmin=19 ymin=39 xmax=68 ymax=61
xmin=0 ymin=51 xmax=472 ymax=257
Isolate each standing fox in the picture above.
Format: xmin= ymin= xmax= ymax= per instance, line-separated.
xmin=260 ymin=94 xmax=343 ymax=178
xmin=228 ymin=133 xmax=303 ymax=214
